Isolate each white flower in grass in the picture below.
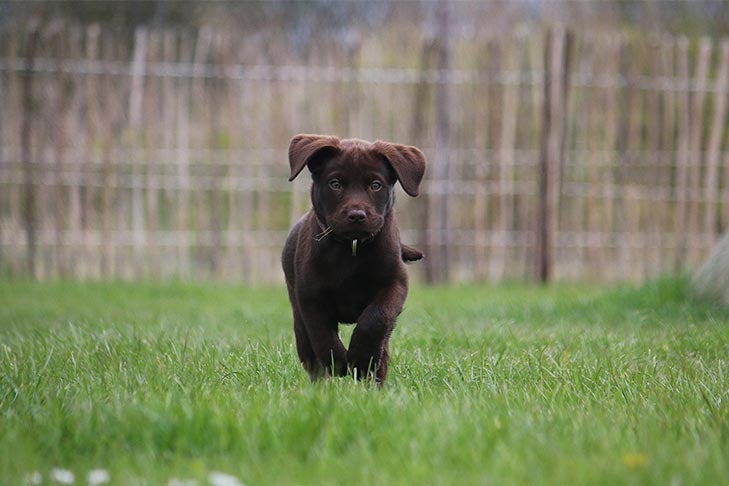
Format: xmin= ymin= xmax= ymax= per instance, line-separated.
xmin=50 ymin=468 xmax=74 ymax=484
xmin=208 ymin=471 xmax=245 ymax=486
xmin=168 ymin=479 xmax=198 ymax=486
xmin=87 ymin=469 xmax=111 ymax=485
xmin=24 ymin=471 xmax=42 ymax=485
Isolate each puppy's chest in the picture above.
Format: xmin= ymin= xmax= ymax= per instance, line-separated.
xmin=327 ymin=278 xmax=377 ymax=323
xmin=319 ymin=261 xmax=383 ymax=323
xmin=308 ymin=239 xmax=398 ymax=322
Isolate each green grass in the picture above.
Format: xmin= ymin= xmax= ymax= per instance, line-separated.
xmin=1 ymin=277 xmax=728 ymax=485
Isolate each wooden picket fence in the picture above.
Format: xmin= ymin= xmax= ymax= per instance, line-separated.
xmin=1 ymin=20 xmax=728 ymax=283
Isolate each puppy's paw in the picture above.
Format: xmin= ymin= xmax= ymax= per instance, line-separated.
xmin=346 ymin=351 xmax=378 ymax=381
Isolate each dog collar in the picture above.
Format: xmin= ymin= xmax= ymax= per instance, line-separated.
xmin=313 ymin=215 xmax=372 ymax=256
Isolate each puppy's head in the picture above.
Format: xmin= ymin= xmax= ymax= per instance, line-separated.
xmin=288 ymin=134 xmax=427 ymax=240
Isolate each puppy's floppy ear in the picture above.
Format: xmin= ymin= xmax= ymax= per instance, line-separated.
xmin=288 ymin=134 xmax=342 ymax=181
xmin=373 ymin=141 xmax=427 ymax=197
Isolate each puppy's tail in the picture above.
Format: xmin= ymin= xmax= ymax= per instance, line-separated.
xmin=401 ymin=244 xmax=424 ymax=263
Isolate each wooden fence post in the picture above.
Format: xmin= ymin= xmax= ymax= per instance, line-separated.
xmin=21 ymin=20 xmax=40 ymax=278
xmin=412 ymin=36 xmax=436 ymax=282
xmin=52 ymin=21 xmax=69 ymax=278
xmin=129 ymin=26 xmax=148 ymax=277
xmin=674 ymin=37 xmax=691 ymax=271
xmin=426 ymin=0 xmax=453 ymax=283
xmin=496 ymin=37 xmax=521 ymax=280
xmin=704 ymin=38 xmax=729 ymax=249
xmin=535 ymin=26 xmax=570 ymax=283
xmin=687 ymin=37 xmax=712 ymax=263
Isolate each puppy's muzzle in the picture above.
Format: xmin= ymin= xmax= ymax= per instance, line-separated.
xmin=346 ymin=209 xmax=367 ymax=223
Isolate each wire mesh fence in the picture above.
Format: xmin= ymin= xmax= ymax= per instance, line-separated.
xmin=1 ymin=20 xmax=728 ymax=283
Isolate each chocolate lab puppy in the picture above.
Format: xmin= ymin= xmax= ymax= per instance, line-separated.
xmin=282 ymin=134 xmax=427 ymax=383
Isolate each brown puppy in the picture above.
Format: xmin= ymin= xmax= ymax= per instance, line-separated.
xmin=282 ymin=134 xmax=427 ymax=383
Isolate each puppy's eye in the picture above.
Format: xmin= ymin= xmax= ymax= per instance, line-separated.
xmin=370 ymin=180 xmax=383 ymax=191
xmin=328 ymin=179 xmax=342 ymax=190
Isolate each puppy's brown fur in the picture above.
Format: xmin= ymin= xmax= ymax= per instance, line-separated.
xmin=282 ymin=134 xmax=427 ymax=382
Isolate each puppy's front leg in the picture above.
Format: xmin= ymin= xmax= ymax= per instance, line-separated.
xmin=347 ymin=280 xmax=407 ymax=382
xmin=298 ymin=299 xmax=348 ymax=378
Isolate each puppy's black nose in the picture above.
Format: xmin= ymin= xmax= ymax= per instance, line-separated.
xmin=347 ymin=209 xmax=367 ymax=223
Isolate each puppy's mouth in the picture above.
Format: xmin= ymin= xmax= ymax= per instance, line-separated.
xmin=337 ymin=229 xmax=377 ymax=241
xmin=327 ymin=217 xmax=383 ymax=242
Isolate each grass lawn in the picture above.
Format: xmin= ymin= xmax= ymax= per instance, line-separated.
xmin=1 ymin=277 xmax=728 ymax=485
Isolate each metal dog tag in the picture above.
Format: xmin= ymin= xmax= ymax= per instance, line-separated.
xmin=351 ymin=239 xmax=358 ymax=256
